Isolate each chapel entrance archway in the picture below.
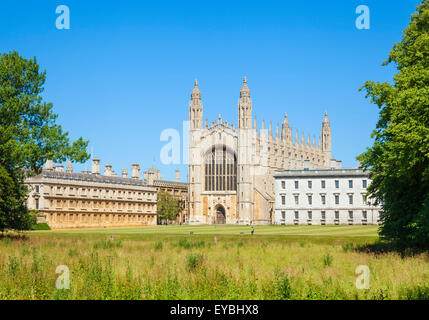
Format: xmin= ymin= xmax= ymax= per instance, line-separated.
xmin=215 ymin=205 xmax=226 ymax=224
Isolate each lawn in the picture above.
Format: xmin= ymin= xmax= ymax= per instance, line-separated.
xmin=0 ymin=225 xmax=427 ymax=300
xmin=38 ymin=224 xmax=381 ymax=237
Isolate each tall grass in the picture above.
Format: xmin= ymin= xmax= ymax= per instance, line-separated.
xmin=186 ymin=253 xmax=205 ymax=271
xmin=322 ymin=253 xmax=333 ymax=267
xmin=0 ymin=233 xmax=427 ymax=300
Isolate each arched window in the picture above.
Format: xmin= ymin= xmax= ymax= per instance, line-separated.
xmin=204 ymin=146 xmax=237 ymax=191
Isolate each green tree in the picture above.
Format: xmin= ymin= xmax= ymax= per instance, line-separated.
xmin=0 ymin=51 xmax=90 ymax=231
xmin=357 ymin=1 xmax=429 ymax=246
xmin=156 ymin=190 xmax=179 ymax=224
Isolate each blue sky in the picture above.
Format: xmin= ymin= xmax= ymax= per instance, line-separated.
xmin=0 ymin=0 xmax=421 ymax=181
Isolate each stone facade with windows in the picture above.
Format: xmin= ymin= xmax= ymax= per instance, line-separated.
xmin=274 ymin=167 xmax=381 ymax=225
xmin=25 ymin=159 xmax=159 ymax=229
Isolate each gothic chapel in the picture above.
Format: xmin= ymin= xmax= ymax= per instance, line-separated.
xmin=188 ymin=78 xmax=332 ymax=224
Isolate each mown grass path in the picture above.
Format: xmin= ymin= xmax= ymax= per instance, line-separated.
xmin=33 ymin=225 xmax=380 ymax=238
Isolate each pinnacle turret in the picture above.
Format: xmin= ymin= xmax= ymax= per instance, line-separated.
xmin=323 ymin=111 xmax=330 ymax=127
xmin=189 ymin=79 xmax=203 ymax=129
xmin=191 ymin=79 xmax=201 ymax=100
xmin=240 ymin=76 xmax=250 ymax=98
xmin=66 ymin=159 xmax=73 ymax=173
xmin=238 ymin=77 xmax=252 ymax=129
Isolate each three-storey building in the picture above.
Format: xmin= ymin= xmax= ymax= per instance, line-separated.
xmin=274 ymin=164 xmax=381 ymax=225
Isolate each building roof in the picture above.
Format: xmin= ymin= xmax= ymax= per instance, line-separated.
xmin=274 ymin=168 xmax=370 ymax=179
xmin=153 ymin=179 xmax=188 ymax=188
xmin=30 ymin=170 xmax=151 ymax=187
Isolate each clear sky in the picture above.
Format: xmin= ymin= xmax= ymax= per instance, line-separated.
xmin=0 ymin=0 xmax=421 ymax=181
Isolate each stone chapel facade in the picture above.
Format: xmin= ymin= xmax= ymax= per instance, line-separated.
xmin=187 ymin=78 xmax=334 ymax=225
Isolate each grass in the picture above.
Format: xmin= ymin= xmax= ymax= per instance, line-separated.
xmin=0 ymin=225 xmax=427 ymax=300
xmin=32 ymin=224 xmax=381 ymax=237
xmin=322 ymin=253 xmax=334 ymax=267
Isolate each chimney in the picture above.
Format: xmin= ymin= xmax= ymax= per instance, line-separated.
xmin=330 ymin=159 xmax=337 ymax=170
xmin=92 ymin=158 xmax=100 ymax=175
xmin=45 ymin=159 xmax=54 ymax=171
xmin=303 ymin=160 xmax=310 ymax=171
xmin=131 ymin=163 xmax=140 ymax=179
xmin=175 ymin=170 xmax=180 ymax=182
xmin=104 ymin=164 xmax=113 ymax=176
xmin=148 ymin=169 xmax=154 ymax=185
xmin=336 ymin=160 xmax=342 ymax=169
xmin=122 ymin=169 xmax=128 ymax=178
xmin=143 ymin=171 xmax=147 ymax=180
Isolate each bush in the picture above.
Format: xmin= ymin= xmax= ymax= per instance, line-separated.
xmin=32 ymin=223 xmax=51 ymax=230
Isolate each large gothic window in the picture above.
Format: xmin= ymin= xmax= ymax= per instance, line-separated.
xmin=204 ymin=146 xmax=237 ymax=192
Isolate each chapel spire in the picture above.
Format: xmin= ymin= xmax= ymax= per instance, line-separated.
xmin=189 ymin=79 xmax=203 ymax=129
xmin=321 ymin=111 xmax=331 ymax=151
xmin=281 ymin=112 xmax=290 ymax=141
xmin=321 ymin=111 xmax=332 ymax=165
xmin=238 ymin=77 xmax=252 ymax=129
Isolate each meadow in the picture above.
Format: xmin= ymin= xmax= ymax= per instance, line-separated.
xmin=0 ymin=225 xmax=428 ymax=300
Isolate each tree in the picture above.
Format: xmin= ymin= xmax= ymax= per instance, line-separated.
xmin=357 ymin=1 xmax=429 ymax=246
xmin=156 ymin=190 xmax=179 ymax=224
xmin=0 ymin=51 xmax=90 ymax=231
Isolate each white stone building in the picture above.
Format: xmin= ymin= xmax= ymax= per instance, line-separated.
xmin=274 ymin=163 xmax=381 ymax=225
xmin=188 ymin=78 xmax=335 ymax=225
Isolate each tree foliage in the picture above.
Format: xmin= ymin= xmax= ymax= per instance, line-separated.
xmin=357 ymin=1 xmax=429 ymax=246
xmin=0 ymin=51 xmax=90 ymax=231
xmin=156 ymin=190 xmax=179 ymax=224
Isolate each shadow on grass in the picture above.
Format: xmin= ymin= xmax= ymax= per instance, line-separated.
xmin=0 ymin=232 xmax=28 ymax=242
xmin=355 ymin=240 xmax=428 ymax=257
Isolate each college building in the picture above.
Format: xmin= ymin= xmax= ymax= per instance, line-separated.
xmin=273 ymin=163 xmax=381 ymax=225
xmin=25 ymin=158 xmax=187 ymax=229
